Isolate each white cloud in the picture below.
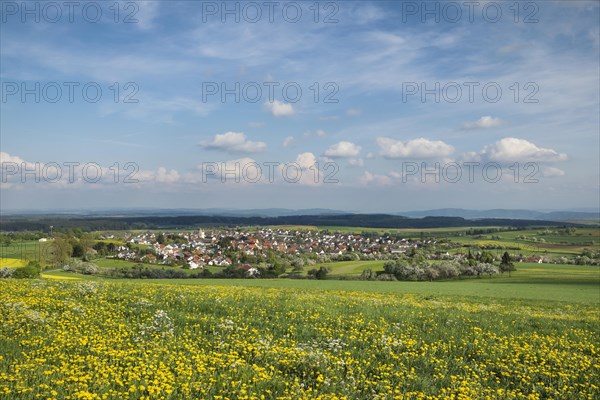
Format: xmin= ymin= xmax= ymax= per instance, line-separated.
xmin=542 ymin=166 xmax=566 ymax=177
xmin=155 ymin=167 xmax=180 ymax=183
xmin=0 ymin=152 xmax=33 ymax=186
xmin=264 ymin=100 xmax=294 ymax=117
xmin=346 ymin=108 xmax=362 ymax=116
xmin=0 ymin=152 xmax=182 ymax=188
xmin=481 ymin=138 xmax=567 ymax=163
xmin=324 ymin=141 xmax=362 ymax=158
xmin=459 ymin=151 xmax=482 ymax=163
xmin=377 ymin=137 xmax=454 ymax=159
xmin=282 ymin=136 xmax=295 ymax=148
xmin=137 ymin=167 xmax=181 ymax=184
xmin=203 ymin=132 xmax=267 ymax=154
xmin=295 ymin=152 xmax=318 ymax=169
xmin=348 ymin=158 xmax=364 ymax=167
xmin=461 ymin=116 xmax=503 ymax=130
xmin=359 ymin=171 xmax=392 ymax=185
xmin=0 ymin=152 xmax=26 ymax=164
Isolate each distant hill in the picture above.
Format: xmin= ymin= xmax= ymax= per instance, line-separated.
xmin=0 ymin=208 xmax=348 ymax=218
xmin=398 ymin=208 xmax=599 ymax=221
xmin=0 ymin=213 xmax=585 ymax=232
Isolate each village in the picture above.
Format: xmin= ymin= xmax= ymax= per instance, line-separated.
xmin=108 ymin=228 xmax=428 ymax=270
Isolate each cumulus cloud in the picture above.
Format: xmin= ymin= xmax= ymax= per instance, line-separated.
xmin=264 ymin=100 xmax=294 ymax=117
xmin=324 ymin=141 xmax=362 ymax=158
xmin=137 ymin=167 xmax=181 ymax=184
xmin=295 ymin=152 xmax=318 ymax=169
xmin=461 ymin=116 xmax=503 ymax=130
xmin=481 ymin=138 xmax=567 ymax=163
xmin=0 ymin=152 xmax=182 ymax=187
xmin=203 ymin=132 xmax=267 ymax=154
xmin=377 ymin=137 xmax=454 ymax=159
xmin=0 ymin=152 xmax=26 ymax=164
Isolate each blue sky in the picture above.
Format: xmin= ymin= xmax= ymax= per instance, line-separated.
xmin=1 ymin=0 xmax=599 ymax=212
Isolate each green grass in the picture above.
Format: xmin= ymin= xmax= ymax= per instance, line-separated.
xmin=0 ymin=241 xmax=43 ymax=261
xmin=446 ymin=228 xmax=599 ymax=256
xmin=41 ymin=263 xmax=600 ymax=304
xmin=93 ymin=257 xmax=162 ymax=269
xmin=90 ymin=257 xmax=223 ymax=274
xmin=299 ymin=260 xmax=386 ymax=276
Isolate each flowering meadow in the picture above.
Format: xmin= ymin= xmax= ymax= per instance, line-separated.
xmin=0 ymin=280 xmax=598 ymax=399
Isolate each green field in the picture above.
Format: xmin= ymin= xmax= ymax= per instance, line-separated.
xmin=302 ymin=260 xmax=386 ymax=276
xmin=40 ymin=262 xmax=600 ymax=304
xmin=0 ymin=241 xmax=43 ymax=261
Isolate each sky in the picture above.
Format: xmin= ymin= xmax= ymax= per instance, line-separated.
xmin=1 ymin=0 xmax=599 ymax=213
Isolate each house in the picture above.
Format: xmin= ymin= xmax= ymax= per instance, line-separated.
xmin=524 ymin=256 xmax=543 ymax=263
xmin=239 ymin=264 xmax=259 ymax=277
xmin=188 ymin=261 xmax=202 ymax=270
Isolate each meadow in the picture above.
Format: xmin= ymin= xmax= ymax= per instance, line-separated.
xmin=1 ymin=277 xmax=598 ymax=400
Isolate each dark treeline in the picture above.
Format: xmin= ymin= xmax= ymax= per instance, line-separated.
xmin=0 ymin=214 xmax=582 ymax=232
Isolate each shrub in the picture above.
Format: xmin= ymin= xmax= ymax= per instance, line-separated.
xmin=63 ymin=261 xmax=99 ymax=275
xmin=376 ymin=273 xmax=397 ymax=281
xmin=0 ymin=267 xmax=14 ymax=278
xmin=13 ymin=262 xmax=41 ymax=279
xmin=308 ymin=266 xmax=329 ymax=280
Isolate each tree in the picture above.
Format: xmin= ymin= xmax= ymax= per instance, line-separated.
xmin=360 ymin=269 xmax=376 ymax=280
xmin=479 ymin=251 xmax=495 ymax=264
xmin=308 ymin=266 xmax=329 ymax=280
xmin=0 ymin=236 xmax=12 ymax=247
xmin=41 ymin=238 xmax=72 ymax=266
xmin=479 ymin=263 xmax=499 ymax=278
xmin=72 ymin=243 xmax=85 ymax=258
xmin=499 ymin=251 xmax=516 ymax=277
xmin=157 ymin=233 xmax=165 ymax=244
